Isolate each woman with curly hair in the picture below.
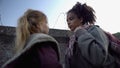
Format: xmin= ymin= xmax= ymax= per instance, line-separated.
xmin=65 ymin=2 xmax=116 ymax=68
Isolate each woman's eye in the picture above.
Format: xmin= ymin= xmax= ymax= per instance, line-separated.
xmin=69 ymin=17 xmax=74 ymax=21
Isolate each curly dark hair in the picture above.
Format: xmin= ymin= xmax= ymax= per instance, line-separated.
xmin=67 ymin=2 xmax=96 ymax=25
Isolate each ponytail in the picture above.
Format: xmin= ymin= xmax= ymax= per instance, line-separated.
xmin=15 ymin=15 xmax=30 ymax=54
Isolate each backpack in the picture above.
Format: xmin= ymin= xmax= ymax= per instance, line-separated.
xmin=104 ymin=32 xmax=120 ymax=67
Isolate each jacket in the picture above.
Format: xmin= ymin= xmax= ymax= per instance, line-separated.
xmin=2 ymin=33 xmax=62 ymax=68
xmin=65 ymin=25 xmax=116 ymax=68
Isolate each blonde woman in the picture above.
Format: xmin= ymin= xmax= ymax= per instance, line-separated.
xmin=2 ymin=9 xmax=62 ymax=68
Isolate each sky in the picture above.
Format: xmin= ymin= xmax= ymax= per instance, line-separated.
xmin=0 ymin=0 xmax=120 ymax=33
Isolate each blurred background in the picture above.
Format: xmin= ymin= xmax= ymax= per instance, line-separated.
xmin=0 ymin=0 xmax=120 ymax=33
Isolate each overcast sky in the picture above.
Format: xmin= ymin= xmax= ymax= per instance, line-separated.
xmin=0 ymin=0 xmax=120 ymax=33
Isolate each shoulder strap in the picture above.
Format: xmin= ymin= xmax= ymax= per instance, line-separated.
xmin=104 ymin=32 xmax=120 ymax=55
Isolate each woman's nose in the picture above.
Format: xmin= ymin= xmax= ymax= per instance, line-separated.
xmin=67 ymin=22 xmax=71 ymax=26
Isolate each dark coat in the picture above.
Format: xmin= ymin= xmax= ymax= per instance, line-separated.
xmin=2 ymin=33 xmax=62 ymax=68
xmin=65 ymin=25 xmax=116 ymax=68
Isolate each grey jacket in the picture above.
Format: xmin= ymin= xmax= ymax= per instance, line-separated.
xmin=66 ymin=25 xmax=116 ymax=68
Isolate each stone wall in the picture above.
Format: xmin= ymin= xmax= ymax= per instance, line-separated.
xmin=0 ymin=26 xmax=72 ymax=67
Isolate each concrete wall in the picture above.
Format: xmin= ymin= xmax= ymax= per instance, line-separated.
xmin=0 ymin=26 xmax=72 ymax=67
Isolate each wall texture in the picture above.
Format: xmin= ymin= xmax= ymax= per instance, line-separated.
xmin=0 ymin=26 xmax=72 ymax=67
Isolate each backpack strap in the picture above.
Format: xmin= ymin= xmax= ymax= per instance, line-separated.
xmin=104 ymin=32 xmax=120 ymax=55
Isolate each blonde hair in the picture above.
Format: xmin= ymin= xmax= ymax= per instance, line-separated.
xmin=15 ymin=9 xmax=47 ymax=53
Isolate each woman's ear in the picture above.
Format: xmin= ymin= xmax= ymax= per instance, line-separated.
xmin=80 ymin=18 xmax=83 ymax=23
xmin=79 ymin=18 xmax=83 ymax=25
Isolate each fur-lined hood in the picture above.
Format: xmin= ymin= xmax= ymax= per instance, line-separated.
xmin=2 ymin=33 xmax=61 ymax=68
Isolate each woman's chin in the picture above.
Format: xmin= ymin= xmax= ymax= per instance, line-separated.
xmin=70 ymin=28 xmax=75 ymax=31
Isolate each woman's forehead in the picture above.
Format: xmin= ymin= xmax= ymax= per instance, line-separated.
xmin=67 ymin=12 xmax=77 ymax=18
